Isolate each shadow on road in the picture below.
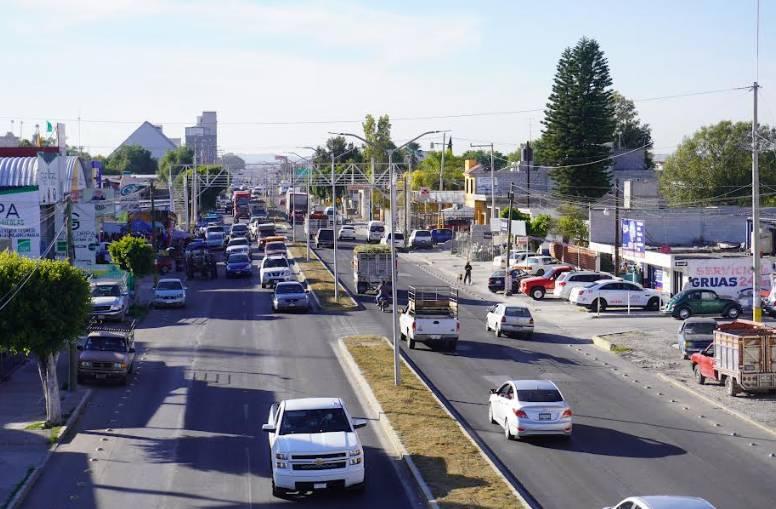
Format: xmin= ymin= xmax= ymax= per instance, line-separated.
xmin=529 ymin=423 xmax=687 ymax=458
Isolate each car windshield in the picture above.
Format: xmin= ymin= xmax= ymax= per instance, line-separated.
xmin=156 ymin=281 xmax=183 ymax=290
xmin=276 ymin=283 xmax=304 ymax=294
xmin=414 ymin=231 xmax=431 ymax=237
xmin=84 ymin=336 xmax=127 ymax=352
xmin=264 ymin=258 xmax=288 ymax=269
xmin=279 ymin=408 xmax=352 ymax=435
xmin=92 ymin=285 xmax=121 ymax=297
xmin=228 ymin=254 xmax=250 ymax=264
xmin=210 ymin=233 xmax=224 ymax=239
xmin=685 ymin=322 xmax=716 ymax=334
xmin=266 ymin=242 xmax=285 ymax=250
xmin=229 ymin=238 xmax=248 ymax=246
xmin=207 ymin=227 xmax=224 ymax=233
xmin=517 ymin=389 xmax=563 ymax=402
xmin=232 ymin=225 xmax=247 ymax=232
xmin=505 ymin=307 xmax=531 ymax=317
xmin=370 ymin=225 xmax=384 ymax=233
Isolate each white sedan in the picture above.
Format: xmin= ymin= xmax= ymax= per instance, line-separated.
xmin=569 ymin=280 xmax=662 ymax=312
xmin=488 ymin=380 xmax=572 ymax=439
xmin=338 ymin=225 xmax=357 ymax=241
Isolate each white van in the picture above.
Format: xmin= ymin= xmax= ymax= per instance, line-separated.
xmin=367 ymin=221 xmax=385 ymax=243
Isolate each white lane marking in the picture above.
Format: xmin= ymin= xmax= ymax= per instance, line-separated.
xmin=243 ymin=403 xmax=249 ymax=422
xmin=245 ymin=447 xmax=253 ymax=508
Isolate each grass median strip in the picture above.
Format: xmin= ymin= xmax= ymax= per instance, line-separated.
xmin=344 ymin=335 xmax=523 ymax=509
xmin=288 ymin=245 xmax=357 ymax=310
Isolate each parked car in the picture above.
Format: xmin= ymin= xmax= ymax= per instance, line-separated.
xmin=677 ymin=317 xmax=716 ymax=359
xmin=380 ymin=231 xmax=405 ymax=250
xmin=553 ymin=271 xmax=614 ymax=300
xmin=663 ymin=288 xmax=742 ymax=320
xmin=569 ymin=280 xmax=662 ymax=312
xmin=604 ymin=496 xmax=716 ymax=509
xmin=315 ymin=228 xmax=335 ymax=249
xmin=260 ymin=255 xmax=292 ymax=288
xmin=272 ymin=281 xmax=310 ymax=312
xmin=515 ymin=255 xmax=562 ymax=276
xmin=488 ymin=380 xmax=572 ymax=439
xmin=431 ymin=228 xmax=453 ymax=244
xmin=152 ymin=278 xmax=187 ymax=308
xmin=265 ymin=241 xmax=287 ymax=258
xmin=77 ymin=321 xmax=136 ymax=385
xmin=487 ymin=268 xmax=530 ymax=294
xmin=90 ymin=280 xmax=130 ymax=321
xmin=225 ymin=253 xmax=253 ymax=278
xmin=492 ymin=250 xmax=532 ymax=269
xmin=338 ymin=224 xmax=356 ymax=241
xmin=408 ymin=229 xmax=433 ymax=249
xmin=519 ymin=265 xmax=574 ymax=300
xmin=262 ymin=398 xmax=367 ymax=497
xmin=485 ymin=304 xmax=534 ymax=339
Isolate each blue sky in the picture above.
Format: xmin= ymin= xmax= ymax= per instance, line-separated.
xmin=1 ymin=0 xmax=773 ymax=157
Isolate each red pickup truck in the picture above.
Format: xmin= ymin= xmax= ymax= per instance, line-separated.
xmin=519 ymin=265 xmax=573 ymax=300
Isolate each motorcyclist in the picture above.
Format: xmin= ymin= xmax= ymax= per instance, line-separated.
xmin=376 ymin=281 xmax=392 ymax=306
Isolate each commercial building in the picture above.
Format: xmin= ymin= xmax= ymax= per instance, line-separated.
xmin=185 ymin=111 xmax=217 ymax=164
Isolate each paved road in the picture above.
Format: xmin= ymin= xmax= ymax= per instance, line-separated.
xmin=315 ymin=237 xmax=776 ymax=509
xmin=22 ymin=243 xmax=417 ymax=508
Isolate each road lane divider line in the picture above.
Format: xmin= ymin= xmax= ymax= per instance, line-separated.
xmin=337 ymin=335 xmax=532 ymax=508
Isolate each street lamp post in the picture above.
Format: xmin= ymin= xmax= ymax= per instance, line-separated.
xmin=331 ymin=153 xmax=339 ymax=301
xmin=470 ymin=142 xmax=496 ymax=222
xmin=332 ymin=130 xmax=444 ymax=386
xmin=289 ymin=149 xmax=317 ymax=262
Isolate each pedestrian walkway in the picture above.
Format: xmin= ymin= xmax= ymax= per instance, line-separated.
xmin=401 ymin=250 xmax=502 ymax=302
xmin=0 ymin=354 xmax=86 ymax=507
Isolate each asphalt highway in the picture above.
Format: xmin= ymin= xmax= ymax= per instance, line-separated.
xmin=315 ymin=237 xmax=776 ymax=509
xmin=21 ymin=244 xmax=417 ymax=508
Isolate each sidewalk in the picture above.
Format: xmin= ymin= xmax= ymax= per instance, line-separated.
xmin=401 ymin=250 xmax=501 ymax=302
xmin=0 ymin=354 xmax=88 ymax=508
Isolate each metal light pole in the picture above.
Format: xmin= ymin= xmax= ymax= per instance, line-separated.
xmin=334 ymin=130 xmax=444 ymax=386
xmin=331 ymin=153 xmax=339 ymax=301
xmin=289 ymin=149 xmax=316 ymax=261
xmin=752 ymin=81 xmax=762 ymax=321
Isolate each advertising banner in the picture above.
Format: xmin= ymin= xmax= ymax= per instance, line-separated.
xmin=621 ymin=218 xmax=645 ymax=254
xmin=0 ymin=186 xmax=41 ymax=259
xmin=73 ymin=202 xmax=97 ymax=267
xmin=679 ymin=257 xmax=776 ymax=297
xmin=119 ymin=175 xmax=148 ymax=210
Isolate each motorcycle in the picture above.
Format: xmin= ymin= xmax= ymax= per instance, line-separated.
xmin=377 ymin=296 xmax=391 ymax=313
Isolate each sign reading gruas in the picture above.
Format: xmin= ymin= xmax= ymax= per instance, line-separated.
xmin=680 ymin=257 xmax=776 ymax=298
xmin=0 ymin=186 xmax=41 ymax=258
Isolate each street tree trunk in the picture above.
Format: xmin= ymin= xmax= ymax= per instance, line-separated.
xmin=36 ymin=352 xmax=63 ymax=426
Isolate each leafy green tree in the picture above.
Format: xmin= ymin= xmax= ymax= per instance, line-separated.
xmin=500 ymin=207 xmax=531 ymax=221
xmin=408 ymin=151 xmax=464 ymax=190
xmin=500 ymin=209 xmax=554 ymax=239
xmin=109 ymin=236 xmax=155 ymax=277
xmin=460 ymin=149 xmax=508 ymax=170
xmin=221 ymin=153 xmax=245 ymax=170
xmin=309 ymin=136 xmax=363 ymax=201
xmin=362 ymin=114 xmax=394 ymax=167
xmin=158 ymin=146 xmax=193 ymax=182
xmin=542 ymin=37 xmax=616 ymax=199
xmin=613 ymin=91 xmax=654 ymax=168
xmin=659 ymin=121 xmax=776 ymax=206
xmin=105 ymin=144 xmax=157 ymax=175
xmin=0 ymin=253 xmax=91 ymax=425
xmin=554 ymin=206 xmax=589 ymax=245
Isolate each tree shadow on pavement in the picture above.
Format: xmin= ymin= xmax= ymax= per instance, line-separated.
xmin=448 ymin=340 xmax=579 ymax=366
xmin=529 ymin=423 xmax=686 ymax=458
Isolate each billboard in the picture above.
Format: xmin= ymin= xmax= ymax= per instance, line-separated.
xmin=679 ymin=257 xmax=776 ymax=297
xmin=73 ymin=202 xmax=97 ymax=267
xmin=621 ymin=218 xmax=645 ymax=254
xmin=0 ymin=186 xmax=41 ymax=259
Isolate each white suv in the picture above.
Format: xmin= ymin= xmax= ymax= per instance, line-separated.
xmin=263 ymin=398 xmax=367 ymax=497
xmin=260 ymin=255 xmax=292 ymax=288
xmin=553 ymin=271 xmax=613 ymax=300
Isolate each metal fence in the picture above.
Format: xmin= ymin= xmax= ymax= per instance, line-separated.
xmin=451 ymin=232 xmax=497 ymax=261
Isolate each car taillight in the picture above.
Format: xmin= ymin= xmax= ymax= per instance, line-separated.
xmin=561 ymin=408 xmax=573 ymax=418
xmin=412 ymin=322 xmax=416 ymax=331
xmin=513 ymin=409 xmax=527 ymax=418
xmin=501 ymin=316 xmax=506 ymax=323
xmin=559 ymin=282 xmax=566 ymax=286
xmin=528 ymin=318 xmax=534 ymax=325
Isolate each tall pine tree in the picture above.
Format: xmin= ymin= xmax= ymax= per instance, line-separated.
xmin=542 ymin=37 xmax=615 ymax=199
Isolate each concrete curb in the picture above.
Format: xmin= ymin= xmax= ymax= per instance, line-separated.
xmin=305 ymin=247 xmax=359 ymax=308
xmin=7 ymin=389 xmax=93 ymax=509
xmin=288 ymin=255 xmax=323 ymax=311
xmin=333 ymin=338 xmax=437 ymax=509
xmin=656 ymin=373 xmax=776 ymax=439
xmin=592 ymin=334 xmax=616 ymax=351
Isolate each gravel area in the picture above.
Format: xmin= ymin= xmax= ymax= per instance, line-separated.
xmin=598 ymin=330 xmax=776 ymax=431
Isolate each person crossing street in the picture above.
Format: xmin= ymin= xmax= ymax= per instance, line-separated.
xmin=463 ymin=260 xmax=472 ymax=285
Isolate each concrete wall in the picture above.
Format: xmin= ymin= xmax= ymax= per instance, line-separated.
xmin=590 ymin=206 xmax=776 ymax=246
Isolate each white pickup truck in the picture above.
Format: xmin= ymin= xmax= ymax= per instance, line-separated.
xmin=399 ymin=286 xmax=460 ymax=351
xmin=262 ymin=397 xmax=367 ymax=497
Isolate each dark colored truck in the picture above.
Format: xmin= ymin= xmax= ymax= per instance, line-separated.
xmin=690 ymin=320 xmax=776 ymax=396
xmin=78 ymin=321 xmax=137 ymax=385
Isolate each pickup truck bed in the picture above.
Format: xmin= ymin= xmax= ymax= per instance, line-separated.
xmin=399 ymin=286 xmax=459 ymax=351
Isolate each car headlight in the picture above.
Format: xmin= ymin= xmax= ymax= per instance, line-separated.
xmin=114 ymin=362 xmax=126 ymax=369
xmin=80 ymin=361 xmax=91 ymax=367
xmin=275 ymin=453 xmax=288 ymax=460
xmin=110 ymin=304 xmax=122 ymax=311
xmin=349 ymin=448 xmax=363 ymax=465
xmin=275 ymin=461 xmax=288 ymax=469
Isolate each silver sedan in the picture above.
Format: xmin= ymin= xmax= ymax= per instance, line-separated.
xmin=272 ymin=281 xmax=310 ymax=312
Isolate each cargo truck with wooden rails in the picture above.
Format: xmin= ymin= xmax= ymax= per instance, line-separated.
xmin=305 ymin=212 xmax=330 ymax=240
xmin=352 ymin=244 xmax=392 ymax=294
xmin=690 ymin=320 xmax=776 ymax=396
xmin=399 ymin=286 xmax=460 ymax=351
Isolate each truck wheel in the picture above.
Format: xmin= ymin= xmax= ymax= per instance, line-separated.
xmin=409 ymin=338 xmax=416 ymax=349
xmin=356 ymin=283 xmax=367 ymax=295
xmin=725 ymin=306 xmax=741 ymax=319
xmin=536 ymin=269 xmax=545 ymax=276
xmin=531 ymin=287 xmax=545 ymax=300
xmin=448 ymin=341 xmax=457 ymax=352
xmin=504 ymin=419 xmax=514 ymax=440
xmin=677 ymin=307 xmax=691 ymax=320
xmin=693 ymin=364 xmax=705 ymax=385
xmin=725 ymin=376 xmax=740 ymax=397
xmin=485 ymin=321 xmax=490 ymax=332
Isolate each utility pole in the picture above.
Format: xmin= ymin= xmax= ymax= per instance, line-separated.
xmin=438 ymin=132 xmax=447 ymax=192
xmin=331 ymin=154 xmax=339 ymax=301
xmin=66 ymin=197 xmax=78 ymax=392
xmin=307 ymin=163 xmax=311 ymax=261
xmin=150 ymin=180 xmax=158 ymax=284
xmin=470 ymin=143 xmax=496 ymax=221
xmin=404 ymin=174 xmax=410 ymax=238
xmin=752 ymin=81 xmax=762 ymax=321
xmin=614 ymin=178 xmax=620 ymax=276
xmin=291 ymin=161 xmax=297 ymax=243
xmin=505 ymin=184 xmax=515 ymax=296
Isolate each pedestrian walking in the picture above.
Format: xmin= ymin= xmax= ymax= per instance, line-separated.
xmin=463 ymin=260 xmax=472 ymax=285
